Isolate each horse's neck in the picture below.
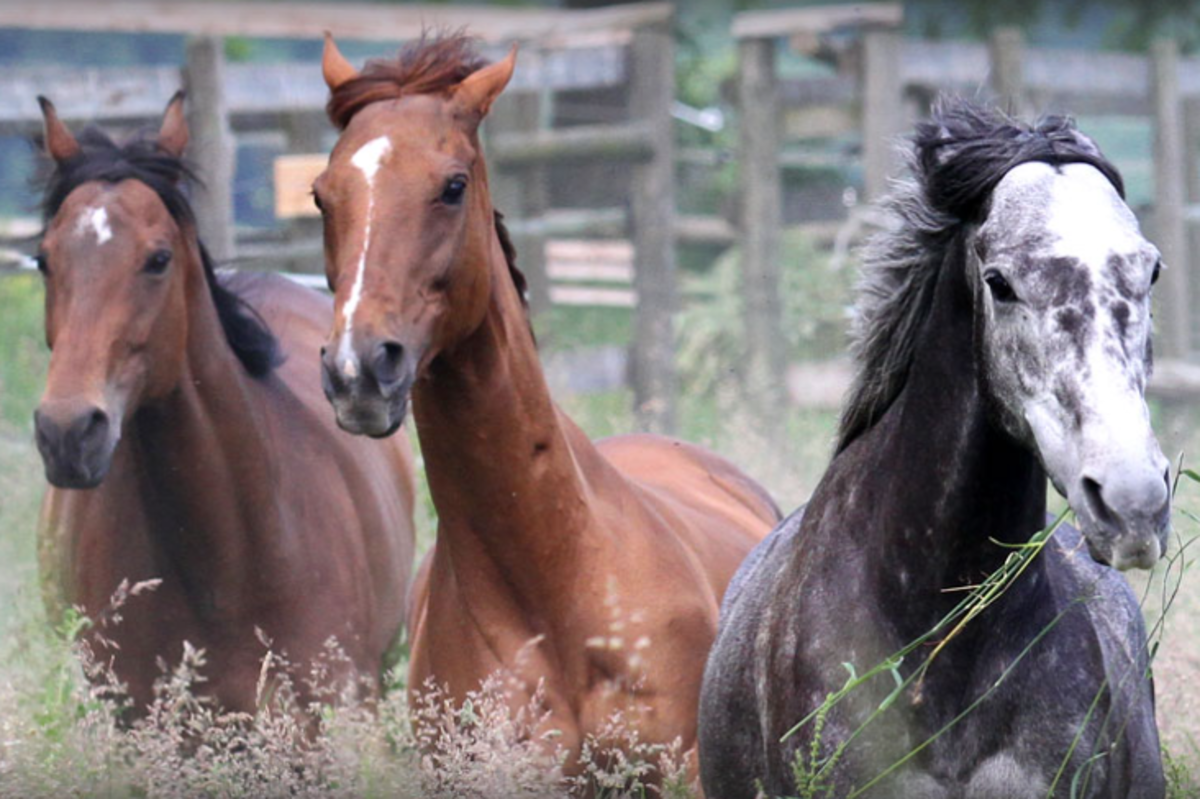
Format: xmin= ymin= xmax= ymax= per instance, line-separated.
xmin=412 ymin=231 xmax=595 ymax=605
xmin=853 ymin=247 xmax=1047 ymax=628
xmin=124 ymin=259 xmax=276 ymax=599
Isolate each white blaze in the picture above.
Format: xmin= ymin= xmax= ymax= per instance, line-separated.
xmin=338 ymin=135 xmax=392 ymax=374
xmin=77 ymin=205 xmax=113 ymax=244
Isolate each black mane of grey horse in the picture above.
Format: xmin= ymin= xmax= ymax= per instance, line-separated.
xmin=698 ymin=100 xmax=1163 ymax=798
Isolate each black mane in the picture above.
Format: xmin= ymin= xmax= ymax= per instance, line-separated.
xmin=38 ymin=126 xmax=280 ymax=378
xmin=913 ymin=99 xmax=1123 ymax=222
xmin=836 ymin=98 xmax=1125 ymax=453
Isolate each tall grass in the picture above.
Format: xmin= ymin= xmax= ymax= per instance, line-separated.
xmin=0 ymin=580 xmax=698 ymax=798
xmin=3 ymin=245 xmax=1200 ymax=796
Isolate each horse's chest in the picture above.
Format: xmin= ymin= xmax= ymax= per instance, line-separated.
xmin=877 ymin=750 xmax=1049 ymax=799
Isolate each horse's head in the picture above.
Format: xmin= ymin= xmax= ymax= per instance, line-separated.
xmin=34 ymin=96 xmax=194 ymax=489
xmin=970 ymin=157 xmax=1169 ymax=570
xmin=314 ymin=34 xmax=516 ymax=437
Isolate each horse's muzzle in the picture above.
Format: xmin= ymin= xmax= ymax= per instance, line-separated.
xmin=1073 ymin=464 xmax=1170 ymax=571
xmin=320 ymin=340 xmax=411 ymax=438
xmin=34 ymin=401 xmax=118 ymax=489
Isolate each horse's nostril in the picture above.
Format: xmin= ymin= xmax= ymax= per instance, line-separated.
xmin=372 ymin=341 xmax=406 ymax=388
xmin=1081 ymin=476 xmax=1116 ymax=527
xmin=74 ymin=407 xmax=110 ymax=446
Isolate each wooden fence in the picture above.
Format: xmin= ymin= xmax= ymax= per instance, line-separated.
xmin=7 ymin=1 xmax=1200 ymax=426
xmin=0 ymin=1 xmax=687 ymax=434
xmin=732 ymin=3 xmax=1200 ymax=395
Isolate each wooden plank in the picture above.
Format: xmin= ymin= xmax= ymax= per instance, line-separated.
xmin=547 ymin=239 xmax=635 ymax=262
xmin=490 ymin=122 xmax=655 ymax=168
xmin=777 ymin=75 xmax=857 ymax=107
xmin=1024 ymin=47 xmax=1150 ymax=99
xmin=505 ymin=208 xmax=626 ymax=239
xmin=1148 ymin=358 xmax=1200 ymax=400
xmin=899 ymin=39 xmax=989 ymax=91
xmin=546 ymin=263 xmax=634 ymax=283
xmin=784 ymin=105 xmax=857 ymax=139
xmin=732 ymin=3 xmax=902 ymax=40
xmin=675 ymin=214 xmax=737 ymax=246
xmin=0 ymin=44 xmax=626 ymax=127
xmin=0 ymin=2 xmax=671 ymax=43
xmin=549 ymin=286 xmax=636 ymax=308
xmin=274 ymin=154 xmax=326 ymax=219
xmin=1152 ymin=38 xmax=1192 ymax=359
xmin=902 ymin=38 xmax=1200 ymax=101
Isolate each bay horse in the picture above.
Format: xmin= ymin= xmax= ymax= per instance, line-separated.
xmin=33 ymin=94 xmax=416 ymax=715
xmin=313 ymin=34 xmax=780 ymax=778
xmin=699 ymin=99 xmax=1167 ymax=798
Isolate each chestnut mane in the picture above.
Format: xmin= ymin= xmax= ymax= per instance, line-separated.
xmin=326 ymin=33 xmax=488 ymax=131
xmin=325 ymin=33 xmax=528 ymax=309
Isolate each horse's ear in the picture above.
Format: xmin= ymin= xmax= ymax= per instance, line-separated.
xmin=453 ymin=45 xmax=517 ymax=121
xmin=157 ymin=91 xmax=189 ymax=158
xmin=37 ymin=96 xmax=80 ymax=164
xmin=322 ymin=32 xmax=358 ymax=91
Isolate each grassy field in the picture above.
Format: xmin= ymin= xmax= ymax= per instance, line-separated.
xmin=2 ymin=268 xmax=1199 ymax=796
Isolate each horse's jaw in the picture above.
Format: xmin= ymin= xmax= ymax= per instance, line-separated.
xmin=1025 ymin=400 xmax=1169 ymax=572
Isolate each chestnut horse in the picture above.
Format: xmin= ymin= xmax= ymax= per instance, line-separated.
xmin=33 ymin=94 xmax=416 ymax=715
xmin=313 ymin=34 xmax=779 ymax=776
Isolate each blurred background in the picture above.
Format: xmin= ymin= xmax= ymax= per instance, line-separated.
xmin=1 ymin=0 xmax=1200 ymax=773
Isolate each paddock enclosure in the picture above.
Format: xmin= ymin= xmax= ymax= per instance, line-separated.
xmin=2 ymin=1 xmax=1200 ymax=797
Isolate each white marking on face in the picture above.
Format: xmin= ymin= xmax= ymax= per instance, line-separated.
xmin=77 ymin=205 xmax=113 ymax=244
xmin=338 ymin=135 xmax=392 ymax=370
xmin=987 ymin=163 xmax=1168 ymax=567
xmin=1042 ymin=165 xmax=1142 ymax=269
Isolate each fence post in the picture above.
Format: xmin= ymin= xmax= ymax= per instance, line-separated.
xmin=1186 ymin=98 xmax=1200 ymax=330
xmin=184 ymin=35 xmax=236 ymax=262
xmin=861 ymin=29 xmax=904 ymax=203
xmin=629 ymin=19 xmax=677 ymax=434
xmin=489 ymin=88 xmax=551 ymax=315
xmin=737 ymin=34 xmax=786 ymax=421
xmin=1152 ymin=37 xmax=1191 ymax=359
xmin=281 ymin=110 xmax=325 ymax=274
xmin=988 ymin=27 xmax=1027 ymax=117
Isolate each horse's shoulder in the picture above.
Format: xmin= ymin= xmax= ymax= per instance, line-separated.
xmin=1042 ymin=521 xmax=1160 ymax=762
xmin=218 ymin=270 xmax=333 ymax=335
xmin=595 ymin=432 xmax=781 ymax=525
xmin=1045 ymin=522 xmax=1146 ymax=646
xmin=721 ymin=505 xmax=806 ymax=614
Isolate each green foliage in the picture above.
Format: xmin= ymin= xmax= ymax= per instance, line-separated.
xmin=677 ymin=228 xmax=853 ymax=397
xmin=223 ymin=36 xmax=254 ymax=63
xmin=536 ymin=304 xmax=632 ymax=352
xmin=788 ymin=700 xmax=839 ymax=799
xmin=0 ymin=273 xmax=48 ymax=429
xmin=1164 ymin=738 xmax=1200 ymax=799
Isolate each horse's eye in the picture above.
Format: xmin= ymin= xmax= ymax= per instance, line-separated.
xmin=34 ymin=253 xmax=48 ymax=274
xmin=440 ymin=176 xmax=467 ymax=206
xmin=143 ymin=249 xmax=172 ymax=276
xmin=1151 ymin=259 xmax=1162 ymax=286
xmin=311 ymin=190 xmax=325 ymax=214
xmin=984 ymin=270 xmax=1017 ymax=303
